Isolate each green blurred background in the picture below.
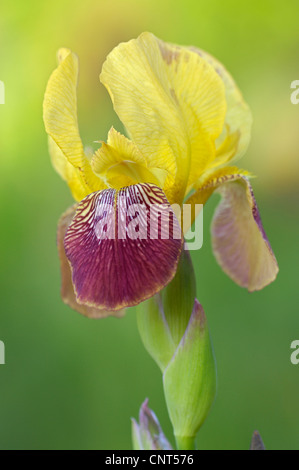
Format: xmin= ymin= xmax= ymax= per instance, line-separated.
xmin=0 ymin=0 xmax=298 ymax=450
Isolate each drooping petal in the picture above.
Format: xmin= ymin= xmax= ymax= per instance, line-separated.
xmin=211 ymin=177 xmax=278 ymax=291
xmin=43 ymin=48 xmax=104 ymax=198
xmin=100 ymin=32 xmax=226 ymax=203
xmin=57 ymin=206 xmax=125 ymax=318
xmin=186 ymin=166 xmax=251 ymax=204
xmin=190 ymin=46 xmax=252 ymax=167
xmin=64 ymin=183 xmax=183 ymax=310
xmin=184 ymin=166 xmax=250 ymax=232
xmin=92 ymin=127 xmax=167 ymax=190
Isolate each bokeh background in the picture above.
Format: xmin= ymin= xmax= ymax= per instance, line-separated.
xmin=0 ymin=0 xmax=298 ymax=450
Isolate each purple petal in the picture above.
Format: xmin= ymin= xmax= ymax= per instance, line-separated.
xmin=250 ymin=431 xmax=266 ymax=450
xmin=212 ymin=177 xmax=278 ymax=291
xmin=132 ymin=399 xmax=173 ymax=450
xmin=64 ymin=183 xmax=183 ymax=310
xmin=57 ymin=206 xmax=125 ymax=318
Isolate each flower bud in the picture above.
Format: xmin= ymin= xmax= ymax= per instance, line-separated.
xmin=137 ymin=248 xmax=217 ymax=447
xmin=131 ymin=399 xmax=172 ymax=450
xmin=250 ymin=431 xmax=265 ymax=450
xmin=163 ymin=299 xmax=216 ymax=444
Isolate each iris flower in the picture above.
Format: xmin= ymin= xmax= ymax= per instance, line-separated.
xmin=43 ymin=32 xmax=278 ymax=318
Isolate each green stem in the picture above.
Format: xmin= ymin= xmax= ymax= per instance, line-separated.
xmin=175 ymin=435 xmax=196 ymax=450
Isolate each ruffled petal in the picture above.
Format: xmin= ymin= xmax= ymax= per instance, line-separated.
xmin=43 ymin=48 xmax=104 ymax=198
xmin=57 ymin=206 xmax=125 ymax=318
xmin=211 ymin=177 xmax=278 ymax=291
xmin=92 ymin=127 xmax=167 ymax=190
xmin=100 ymin=32 xmax=226 ymax=203
xmin=64 ymin=183 xmax=183 ymax=310
xmin=190 ymin=46 xmax=252 ymax=167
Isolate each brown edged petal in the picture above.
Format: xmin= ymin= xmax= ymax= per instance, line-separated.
xmin=211 ymin=177 xmax=278 ymax=291
xmin=57 ymin=206 xmax=125 ymax=318
xmin=64 ymin=183 xmax=183 ymax=310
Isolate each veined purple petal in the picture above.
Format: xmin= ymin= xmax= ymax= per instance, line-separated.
xmin=64 ymin=183 xmax=183 ymax=310
xmin=57 ymin=206 xmax=125 ymax=318
xmin=211 ymin=177 xmax=278 ymax=291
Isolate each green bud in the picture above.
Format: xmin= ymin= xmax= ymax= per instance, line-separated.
xmin=163 ymin=299 xmax=216 ymax=444
xmin=131 ymin=399 xmax=172 ymax=450
xmin=136 ymin=295 xmax=175 ymax=371
xmin=137 ymin=248 xmax=217 ymax=448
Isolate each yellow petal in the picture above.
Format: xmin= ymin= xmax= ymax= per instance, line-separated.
xmin=190 ymin=47 xmax=252 ymax=167
xmin=92 ymin=128 xmax=168 ymax=189
xmin=100 ymin=32 xmax=226 ymax=204
xmin=48 ymin=137 xmax=91 ymax=201
xmin=43 ymin=48 xmax=104 ymax=196
xmin=214 ymin=128 xmax=240 ymax=164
